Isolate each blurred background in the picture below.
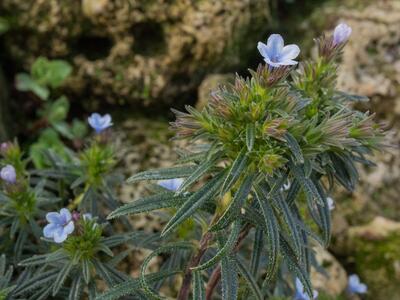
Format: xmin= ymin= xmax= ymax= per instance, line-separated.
xmin=0 ymin=0 xmax=399 ymax=299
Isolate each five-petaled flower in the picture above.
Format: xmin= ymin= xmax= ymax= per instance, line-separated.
xmin=258 ymin=34 xmax=300 ymax=68
xmin=294 ymin=278 xmax=318 ymax=300
xmin=88 ymin=113 xmax=113 ymax=133
xmin=347 ymin=274 xmax=367 ymax=294
xmin=0 ymin=165 xmax=16 ymax=184
xmin=333 ymin=23 xmax=352 ymax=46
xmin=43 ymin=208 xmax=75 ymax=243
xmin=158 ymin=178 xmax=184 ymax=191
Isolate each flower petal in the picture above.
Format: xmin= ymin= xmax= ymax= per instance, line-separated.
xmin=46 ymin=212 xmax=61 ymax=224
xmin=43 ymin=223 xmax=57 ymax=238
xmin=263 ymin=57 xmax=282 ymax=68
xmin=64 ymin=221 xmax=75 ymax=235
xmin=53 ymin=231 xmax=68 ymax=243
xmin=257 ymin=42 xmax=270 ymax=60
xmin=280 ymin=44 xmax=300 ymax=61
xmin=266 ymin=34 xmax=284 ymax=59
xmin=60 ymin=208 xmax=72 ymax=223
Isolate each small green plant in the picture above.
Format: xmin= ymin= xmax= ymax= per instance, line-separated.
xmin=15 ymin=57 xmax=88 ymax=168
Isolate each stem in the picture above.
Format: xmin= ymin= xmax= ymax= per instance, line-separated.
xmin=205 ymin=224 xmax=252 ymax=300
xmin=177 ymin=232 xmax=213 ymax=300
xmin=68 ymin=184 xmax=90 ymax=210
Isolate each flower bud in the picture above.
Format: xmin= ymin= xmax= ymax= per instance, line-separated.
xmin=0 ymin=165 xmax=16 ymax=184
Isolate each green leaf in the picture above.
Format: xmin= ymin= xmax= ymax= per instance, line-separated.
xmin=192 ymin=220 xmax=241 ymax=271
xmin=31 ymin=57 xmax=72 ymax=88
xmin=14 ymin=270 xmax=59 ymax=295
xmin=68 ymin=274 xmax=83 ymax=300
xmin=140 ymin=242 xmax=193 ymax=300
xmin=192 ymin=271 xmax=205 ymax=300
xmin=52 ymin=262 xmax=73 ymax=296
xmin=161 ymin=172 xmax=224 ymax=236
xmin=96 ymin=270 xmax=181 ymax=300
xmin=236 ymin=256 xmax=263 ymax=300
xmin=47 ymin=96 xmax=70 ymax=124
xmin=127 ymin=165 xmax=197 ymax=183
xmin=19 ymin=249 xmax=68 ymax=266
xmin=177 ymin=151 xmax=221 ymax=193
xmin=221 ymin=255 xmax=238 ymax=300
xmin=290 ymin=162 xmax=324 ymax=206
xmin=15 ymin=73 xmax=50 ymax=100
xmin=285 ymin=132 xmax=304 ymax=164
xmin=280 ymin=236 xmax=313 ymax=298
xmin=250 ymin=228 xmax=263 ymax=277
xmin=246 ymin=123 xmax=255 ymax=151
xmin=108 ymin=192 xmax=188 ymax=219
xmin=220 ymin=149 xmax=248 ymax=196
xmin=82 ymin=259 xmax=91 ymax=284
xmin=253 ymin=187 xmax=280 ymax=281
xmin=211 ymin=173 xmax=255 ymax=231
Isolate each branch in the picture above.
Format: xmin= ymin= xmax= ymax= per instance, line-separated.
xmin=177 ymin=232 xmax=213 ymax=300
xmin=205 ymin=224 xmax=252 ymax=300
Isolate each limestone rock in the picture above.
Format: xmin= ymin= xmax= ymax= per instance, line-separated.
xmin=311 ymin=245 xmax=348 ymax=296
xmin=1 ymin=0 xmax=270 ymax=106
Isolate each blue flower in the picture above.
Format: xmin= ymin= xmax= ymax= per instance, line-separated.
xmin=333 ymin=23 xmax=352 ymax=46
xmin=0 ymin=165 xmax=16 ymax=184
xmin=294 ymin=278 xmax=318 ymax=300
xmin=43 ymin=208 xmax=75 ymax=243
xmin=258 ymin=34 xmax=300 ymax=68
xmin=327 ymin=197 xmax=335 ymax=211
xmin=88 ymin=113 xmax=113 ymax=133
xmin=347 ymin=274 xmax=367 ymax=294
xmin=158 ymin=178 xmax=184 ymax=191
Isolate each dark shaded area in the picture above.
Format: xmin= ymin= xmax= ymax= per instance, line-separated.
xmin=71 ymin=35 xmax=113 ymax=61
xmin=131 ymin=21 xmax=166 ymax=56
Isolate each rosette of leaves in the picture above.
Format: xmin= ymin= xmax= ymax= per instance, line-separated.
xmin=106 ymin=32 xmax=384 ymax=299
xmin=0 ymin=144 xmax=59 ymax=261
xmin=15 ymin=217 xmax=153 ymax=300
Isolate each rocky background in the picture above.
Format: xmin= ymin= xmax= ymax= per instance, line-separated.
xmin=1 ymin=0 xmax=399 ymax=299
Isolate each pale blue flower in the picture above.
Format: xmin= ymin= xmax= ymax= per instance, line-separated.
xmin=327 ymin=197 xmax=335 ymax=211
xmin=0 ymin=165 xmax=16 ymax=184
xmin=88 ymin=113 xmax=113 ymax=133
xmin=258 ymin=34 xmax=300 ymax=68
xmin=43 ymin=208 xmax=75 ymax=243
xmin=347 ymin=274 xmax=367 ymax=294
xmin=333 ymin=23 xmax=352 ymax=46
xmin=158 ymin=178 xmax=184 ymax=191
xmin=294 ymin=278 xmax=318 ymax=300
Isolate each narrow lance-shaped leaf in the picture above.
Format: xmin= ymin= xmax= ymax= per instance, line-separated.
xmin=285 ymin=132 xmax=304 ymax=164
xmin=140 ymin=242 xmax=193 ymax=300
xmin=280 ymin=236 xmax=314 ymax=298
xmin=253 ymin=188 xmax=280 ymax=281
xmin=221 ymin=255 xmax=238 ymax=300
xmin=220 ymin=149 xmax=248 ymax=196
xmin=177 ymin=151 xmax=221 ymax=193
xmin=192 ymin=271 xmax=205 ymax=300
xmin=236 ymin=255 xmax=263 ymax=300
xmin=211 ymin=173 xmax=255 ymax=231
xmin=192 ymin=220 xmax=241 ymax=271
xmin=127 ymin=165 xmax=197 ymax=183
xmin=52 ymin=262 xmax=73 ymax=296
xmin=108 ymin=192 xmax=188 ymax=219
xmin=161 ymin=172 xmax=225 ymax=237
xmin=246 ymin=123 xmax=255 ymax=151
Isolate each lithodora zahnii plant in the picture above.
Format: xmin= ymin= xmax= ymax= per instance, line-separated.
xmin=0 ymin=142 xmax=52 ymax=261
xmin=107 ymin=24 xmax=384 ymax=299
